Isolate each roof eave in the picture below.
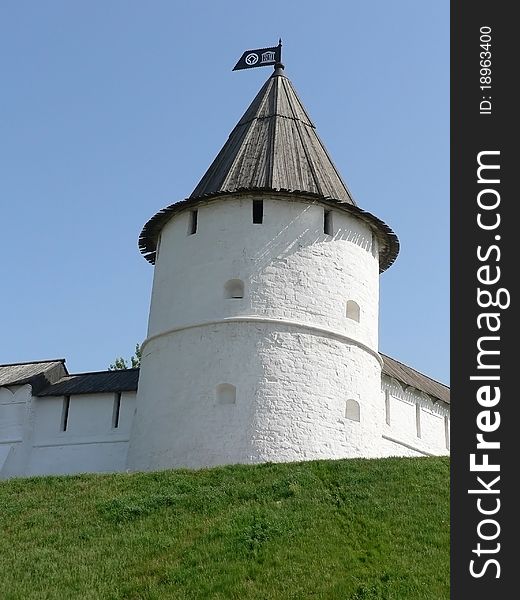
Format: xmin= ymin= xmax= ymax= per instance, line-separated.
xmin=138 ymin=189 xmax=399 ymax=273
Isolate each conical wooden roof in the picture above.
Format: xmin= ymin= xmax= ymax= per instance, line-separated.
xmin=139 ymin=66 xmax=399 ymax=271
xmin=190 ymin=66 xmax=355 ymax=203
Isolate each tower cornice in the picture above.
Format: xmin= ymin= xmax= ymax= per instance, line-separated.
xmin=140 ymin=315 xmax=385 ymax=367
xmin=138 ymin=189 xmax=399 ymax=272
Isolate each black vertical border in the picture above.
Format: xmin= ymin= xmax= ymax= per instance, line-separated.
xmin=451 ymin=2 xmax=515 ymax=598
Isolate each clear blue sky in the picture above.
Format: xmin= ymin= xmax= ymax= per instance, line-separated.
xmin=0 ymin=1 xmax=449 ymax=384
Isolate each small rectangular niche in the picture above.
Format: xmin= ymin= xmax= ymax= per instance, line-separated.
xmin=324 ymin=209 xmax=333 ymax=235
xmin=112 ymin=392 xmax=122 ymax=429
xmin=61 ymin=395 xmax=71 ymax=431
xmin=188 ymin=210 xmax=198 ymax=235
xmin=252 ymin=199 xmax=263 ymax=224
xmin=217 ymin=383 xmax=236 ymax=405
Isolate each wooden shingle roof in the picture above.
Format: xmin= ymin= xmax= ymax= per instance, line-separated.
xmin=191 ymin=66 xmax=355 ymax=202
xmin=381 ymin=353 xmax=450 ymax=405
xmin=37 ymin=369 xmax=139 ymax=397
xmin=0 ymin=359 xmax=68 ymax=394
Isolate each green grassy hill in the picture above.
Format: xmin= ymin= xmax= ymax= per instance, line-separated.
xmin=0 ymin=456 xmax=449 ymax=600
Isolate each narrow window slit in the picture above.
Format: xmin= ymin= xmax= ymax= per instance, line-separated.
xmin=61 ymin=395 xmax=70 ymax=431
xmin=371 ymin=232 xmax=377 ymax=257
xmin=112 ymin=392 xmax=122 ymax=429
xmin=253 ymin=200 xmax=263 ymax=224
xmin=324 ymin=209 xmax=333 ymax=235
xmin=188 ymin=210 xmax=198 ymax=235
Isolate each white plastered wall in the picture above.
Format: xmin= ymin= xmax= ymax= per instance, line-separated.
xmin=380 ymin=375 xmax=450 ymax=457
xmin=128 ymin=194 xmax=384 ymax=470
xmin=0 ymin=386 xmax=136 ymax=478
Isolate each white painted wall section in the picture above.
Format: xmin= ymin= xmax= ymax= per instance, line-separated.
xmin=129 ymin=194 xmax=384 ymax=470
xmin=381 ymin=375 xmax=450 ymax=456
xmin=0 ymin=388 xmax=136 ymax=478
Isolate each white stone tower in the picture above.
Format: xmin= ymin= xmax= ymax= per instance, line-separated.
xmin=126 ymin=64 xmax=399 ymax=471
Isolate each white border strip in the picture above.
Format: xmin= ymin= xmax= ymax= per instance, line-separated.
xmin=34 ymin=438 xmax=130 ymax=448
xmin=381 ymin=434 xmax=436 ymax=456
xmin=141 ymin=316 xmax=383 ymax=366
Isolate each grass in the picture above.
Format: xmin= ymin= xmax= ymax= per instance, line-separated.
xmin=0 ymin=456 xmax=449 ymax=599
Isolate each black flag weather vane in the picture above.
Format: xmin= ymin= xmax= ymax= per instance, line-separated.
xmin=233 ymin=39 xmax=282 ymax=71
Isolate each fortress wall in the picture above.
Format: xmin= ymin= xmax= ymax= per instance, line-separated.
xmin=0 ymin=387 xmax=135 ymax=478
xmin=380 ymin=375 xmax=450 ymax=457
